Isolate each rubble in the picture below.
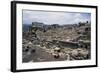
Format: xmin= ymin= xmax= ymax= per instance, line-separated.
xmin=22 ymin=21 xmax=91 ymax=63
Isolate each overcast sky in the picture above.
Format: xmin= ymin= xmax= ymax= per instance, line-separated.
xmin=23 ymin=10 xmax=91 ymax=25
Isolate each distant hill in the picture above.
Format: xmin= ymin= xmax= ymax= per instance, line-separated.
xmin=23 ymin=24 xmax=31 ymax=32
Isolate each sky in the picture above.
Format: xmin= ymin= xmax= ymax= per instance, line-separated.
xmin=23 ymin=10 xmax=91 ymax=25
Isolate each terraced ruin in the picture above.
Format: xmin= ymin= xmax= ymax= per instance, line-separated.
xmin=22 ymin=21 xmax=91 ymax=63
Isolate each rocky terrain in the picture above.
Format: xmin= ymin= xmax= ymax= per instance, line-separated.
xmin=22 ymin=21 xmax=91 ymax=63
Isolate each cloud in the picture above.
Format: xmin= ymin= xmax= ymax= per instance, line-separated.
xmin=23 ymin=10 xmax=91 ymax=25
